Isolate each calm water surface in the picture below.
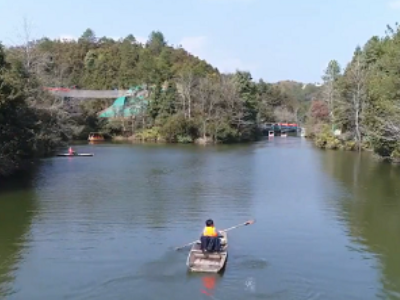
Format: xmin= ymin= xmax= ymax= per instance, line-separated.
xmin=1 ymin=137 xmax=400 ymax=300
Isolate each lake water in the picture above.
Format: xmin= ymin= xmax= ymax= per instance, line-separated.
xmin=1 ymin=137 xmax=400 ymax=300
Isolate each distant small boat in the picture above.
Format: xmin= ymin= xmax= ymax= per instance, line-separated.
xmin=300 ymin=127 xmax=306 ymax=137
xmin=88 ymin=132 xmax=104 ymax=142
xmin=57 ymin=153 xmax=94 ymax=157
xmin=186 ymin=231 xmax=228 ymax=273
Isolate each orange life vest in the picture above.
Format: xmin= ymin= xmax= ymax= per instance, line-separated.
xmin=203 ymin=226 xmax=218 ymax=237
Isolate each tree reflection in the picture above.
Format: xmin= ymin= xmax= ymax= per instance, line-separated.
xmin=321 ymin=150 xmax=400 ymax=298
xmin=0 ymin=174 xmax=37 ymax=297
xmin=133 ymin=145 xmax=254 ymax=228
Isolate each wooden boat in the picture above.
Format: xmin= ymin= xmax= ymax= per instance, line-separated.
xmin=57 ymin=153 xmax=94 ymax=157
xmin=186 ymin=231 xmax=228 ymax=273
xmin=88 ymin=132 xmax=104 ymax=142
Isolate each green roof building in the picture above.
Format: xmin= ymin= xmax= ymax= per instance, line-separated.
xmin=98 ymin=86 xmax=149 ymax=118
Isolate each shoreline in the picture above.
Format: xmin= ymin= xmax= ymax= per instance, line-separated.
xmin=1 ymin=134 xmax=397 ymax=181
xmin=304 ymin=134 xmax=400 ymax=165
xmin=108 ymin=134 xmax=263 ymax=145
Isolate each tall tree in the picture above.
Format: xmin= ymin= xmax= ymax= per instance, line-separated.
xmin=322 ymin=60 xmax=341 ymax=123
xmin=79 ymin=28 xmax=97 ymax=44
xmin=339 ymin=46 xmax=367 ymax=150
xmin=147 ymin=31 xmax=166 ymax=55
xmin=234 ymin=71 xmax=257 ymax=123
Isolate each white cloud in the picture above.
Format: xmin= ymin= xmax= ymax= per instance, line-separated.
xmin=108 ymin=35 xmax=148 ymax=44
xmin=59 ymin=35 xmax=76 ymax=42
xmin=202 ymin=0 xmax=255 ymax=2
xmin=216 ymin=58 xmax=257 ymax=74
xmin=179 ymin=35 xmax=257 ymax=74
xmin=135 ymin=36 xmax=148 ymax=44
xmin=179 ymin=36 xmax=208 ymax=56
xmin=388 ymin=0 xmax=400 ymax=9
xmin=114 ymin=35 xmax=147 ymax=44
xmin=110 ymin=35 xmax=147 ymax=43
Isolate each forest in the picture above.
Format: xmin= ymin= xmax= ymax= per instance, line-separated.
xmin=1 ymin=28 xmax=318 ymax=177
xmin=306 ymin=24 xmax=400 ymax=162
xmin=6 ymin=22 xmax=400 ymax=178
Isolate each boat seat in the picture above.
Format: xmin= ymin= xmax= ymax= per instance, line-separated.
xmin=193 ymin=252 xmax=223 ymax=259
xmin=193 ymin=258 xmax=221 ymax=266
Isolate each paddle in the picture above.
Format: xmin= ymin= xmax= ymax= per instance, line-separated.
xmin=174 ymin=219 xmax=255 ymax=251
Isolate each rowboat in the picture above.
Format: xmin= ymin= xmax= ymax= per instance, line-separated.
xmin=186 ymin=231 xmax=228 ymax=273
xmin=88 ymin=132 xmax=104 ymax=142
xmin=56 ymin=153 xmax=94 ymax=157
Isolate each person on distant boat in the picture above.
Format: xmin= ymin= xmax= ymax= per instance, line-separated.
xmin=200 ymin=219 xmax=222 ymax=252
xmin=68 ymin=147 xmax=76 ymax=155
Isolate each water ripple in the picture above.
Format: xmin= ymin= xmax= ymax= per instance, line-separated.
xmin=0 ymin=141 xmax=397 ymax=299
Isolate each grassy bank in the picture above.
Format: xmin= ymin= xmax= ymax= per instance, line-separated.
xmin=301 ymin=23 xmax=400 ymax=165
xmin=110 ymin=125 xmax=257 ymax=145
xmin=305 ymin=124 xmax=363 ymax=151
xmin=305 ymin=123 xmax=400 ymax=164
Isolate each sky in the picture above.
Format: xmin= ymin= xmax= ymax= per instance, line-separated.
xmin=0 ymin=0 xmax=399 ymax=83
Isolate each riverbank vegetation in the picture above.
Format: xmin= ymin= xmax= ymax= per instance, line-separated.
xmin=305 ymin=24 xmax=400 ymax=163
xmin=1 ymin=27 xmax=320 ymax=177
xmin=0 ymin=44 xmax=76 ymax=177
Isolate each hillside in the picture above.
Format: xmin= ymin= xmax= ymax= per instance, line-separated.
xmin=274 ymin=80 xmax=322 ymax=102
xmin=7 ymin=29 xmax=217 ymax=90
xmin=1 ymin=28 xmax=306 ymax=177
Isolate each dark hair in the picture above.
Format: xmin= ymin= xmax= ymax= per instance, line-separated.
xmin=206 ymin=219 xmax=214 ymax=226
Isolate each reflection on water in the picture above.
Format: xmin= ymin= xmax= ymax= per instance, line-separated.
xmin=0 ymin=173 xmax=37 ymax=298
xmin=321 ymin=150 xmax=400 ymax=299
xmin=1 ymin=140 xmax=400 ymax=299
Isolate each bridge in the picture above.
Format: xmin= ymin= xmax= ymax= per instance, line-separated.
xmin=259 ymin=122 xmax=304 ymax=137
xmin=44 ymin=86 xmax=150 ymax=118
xmin=45 ymin=88 xmax=130 ymax=99
xmin=260 ymin=123 xmax=300 ymax=132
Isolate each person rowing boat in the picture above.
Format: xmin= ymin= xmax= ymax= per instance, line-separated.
xmin=200 ymin=219 xmax=223 ymax=252
xmin=68 ymin=147 xmax=77 ymax=155
xmin=182 ymin=219 xmax=255 ymax=273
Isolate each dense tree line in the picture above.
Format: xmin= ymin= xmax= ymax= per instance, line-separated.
xmin=0 ymin=43 xmax=75 ymax=177
xmin=1 ymin=28 xmax=318 ymax=177
xmin=305 ymin=23 xmax=400 ymax=162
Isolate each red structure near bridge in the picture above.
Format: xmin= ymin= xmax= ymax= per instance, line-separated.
xmin=277 ymin=123 xmax=298 ymax=127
